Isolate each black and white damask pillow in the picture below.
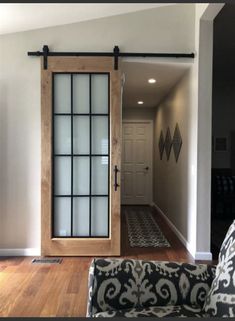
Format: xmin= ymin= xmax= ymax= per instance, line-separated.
xmin=203 ymin=220 xmax=235 ymax=317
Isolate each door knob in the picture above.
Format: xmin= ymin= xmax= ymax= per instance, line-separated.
xmin=145 ymin=166 xmax=149 ymax=170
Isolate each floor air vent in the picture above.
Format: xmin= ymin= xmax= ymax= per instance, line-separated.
xmin=32 ymin=258 xmax=62 ymax=264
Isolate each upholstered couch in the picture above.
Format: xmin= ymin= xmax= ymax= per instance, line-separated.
xmin=87 ymin=221 xmax=235 ymax=317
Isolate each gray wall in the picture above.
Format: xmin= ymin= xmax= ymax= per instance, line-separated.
xmin=153 ymin=70 xmax=194 ymax=246
xmin=212 ymin=83 xmax=235 ymax=169
xmin=123 ymin=108 xmax=156 ymax=121
xmin=212 ymin=4 xmax=235 ymax=170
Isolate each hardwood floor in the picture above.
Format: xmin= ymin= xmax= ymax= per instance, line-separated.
xmin=0 ymin=205 xmax=209 ymax=317
xmin=121 ymin=205 xmax=194 ymax=262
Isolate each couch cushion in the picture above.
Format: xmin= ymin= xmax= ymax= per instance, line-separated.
xmin=203 ymin=220 xmax=235 ymax=317
xmin=94 ymin=304 xmax=204 ymax=317
xmin=87 ymin=258 xmax=215 ymax=316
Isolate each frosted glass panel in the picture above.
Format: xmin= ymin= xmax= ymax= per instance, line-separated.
xmin=54 ymin=197 xmax=71 ymax=236
xmin=73 ymin=157 xmax=89 ymax=195
xmin=73 ymin=117 xmax=90 ymax=154
xmin=53 ymin=73 xmax=110 ymax=239
xmin=91 ymin=197 xmax=108 ymax=236
xmin=54 ymin=74 xmax=71 ymax=113
xmin=54 ymin=116 xmax=71 ymax=154
xmin=73 ymin=197 xmax=89 ymax=236
xmin=91 ymin=74 xmax=108 ymax=114
xmin=92 ymin=157 xmax=108 ymax=195
xmin=54 ymin=157 xmax=71 ymax=195
xmin=92 ymin=116 xmax=108 ymax=154
xmin=73 ymin=74 xmax=90 ymax=113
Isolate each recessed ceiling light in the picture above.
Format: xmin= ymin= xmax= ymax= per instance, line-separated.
xmin=138 ymin=101 xmax=144 ymax=105
xmin=148 ymin=78 xmax=156 ymax=84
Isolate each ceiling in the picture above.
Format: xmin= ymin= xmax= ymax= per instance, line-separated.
xmin=121 ymin=60 xmax=189 ymax=109
xmin=0 ymin=4 xmax=170 ymax=35
xmin=0 ymin=3 xmax=189 ymax=109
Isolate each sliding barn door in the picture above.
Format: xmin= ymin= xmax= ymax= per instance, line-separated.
xmin=41 ymin=57 xmax=121 ymax=256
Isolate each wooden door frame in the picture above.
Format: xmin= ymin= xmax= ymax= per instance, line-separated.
xmin=121 ymin=119 xmax=154 ymax=205
xmin=41 ymin=57 xmax=121 ymax=256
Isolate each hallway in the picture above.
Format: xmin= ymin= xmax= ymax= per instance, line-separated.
xmin=121 ymin=205 xmax=194 ymax=262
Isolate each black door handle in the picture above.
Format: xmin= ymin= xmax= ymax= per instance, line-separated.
xmin=145 ymin=166 xmax=149 ymax=170
xmin=114 ymin=165 xmax=120 ymax=191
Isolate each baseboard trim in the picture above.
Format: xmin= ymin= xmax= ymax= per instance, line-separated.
xmin=0 ymin=248 xmax=40 ymax=256
xmin=151 ymin=203 xmax=212 ymax=261
xmin=152 ymin=203 xmax=190 ymax=246
xmin=151 ymin=202 xmax=191 ymax=250
xmin=195 ymin=252 xmax=212 ymax=261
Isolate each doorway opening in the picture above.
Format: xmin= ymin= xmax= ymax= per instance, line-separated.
xmin=120 ymin=60 xmax=190 ymax=206
xmin=211 ymin=4 xmax=235 ymax=259
xmin=120 ymin=60 xmax=191 ymax=255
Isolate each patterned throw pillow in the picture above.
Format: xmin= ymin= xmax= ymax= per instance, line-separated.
xmin=203 ymin=220 xmax=235 ymax=317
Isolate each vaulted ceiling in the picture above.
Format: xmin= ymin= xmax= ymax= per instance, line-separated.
xmin=0 ymin=3 xmax=191 ymax=109
xmin=0 ymin=4 xmax=171 ymax=35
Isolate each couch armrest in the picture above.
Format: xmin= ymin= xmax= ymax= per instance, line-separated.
xmin=86 ymin=258 xmax=216 ymax=317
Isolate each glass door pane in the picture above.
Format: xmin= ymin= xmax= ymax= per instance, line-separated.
xmin=54 ymin=157 xmax=71 ymax=195
xmin=54 ymin=197 xmax=71 ymax=237
xmin=92 ymin=156 xmax=108 ymax=195
xmin=73 ymin=197 xmax=90 ymax=236
xmin=54 ymin=116 xmax=71 ymax=154
xmin=54 ymin=74 xmax=71 ymax=113
xmin=73 ymin=116 xmax=90 ymax=154
xmin=91 ymin=74 xmax=109 ymax=114
xmin=91 ymin=197 xmax=108 ymax=236
xmin=73 ymin=157 xmax=90 ymax=195
xmin=92 ymin=116 xmax=108 ymax=155
xmin=53 ymin=73 xmax=109 ymax=237
xmin=73 ymin=74 xmax=90 ymax=113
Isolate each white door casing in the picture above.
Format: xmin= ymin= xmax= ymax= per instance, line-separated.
xmin=121 ymin=120 xmax=153 ymax=205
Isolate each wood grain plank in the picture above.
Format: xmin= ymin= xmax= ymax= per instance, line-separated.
xmin=41 ymin=57 xmax=121 ymax=256
xmin=110 ymin=70 xmax=121 ymax=255
xmin=41 ymin=60 xmax=52 ymax=257
xmin=47 ymin=57 xmax=113 ymax=72
xmin=0 ymin=206 xmax=206 ymax=317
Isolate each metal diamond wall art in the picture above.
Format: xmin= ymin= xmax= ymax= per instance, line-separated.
xmin=158 ymin=130 xmax=165 ymax=160
xmin=172 ymin=123 xmax=182 ymax=162
xmin=165 ymin=127 xmax=172 ymax=161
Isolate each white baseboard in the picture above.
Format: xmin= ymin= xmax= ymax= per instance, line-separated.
xmin=195 ymin=252 xmax=212 ymax=261
xmin=0 ymin=248 xmax=40 ymax=256
xmin=151 ymin=202 xmax=212 ymax=261
xmin=151 ymin=202 xmax=191 ymax=251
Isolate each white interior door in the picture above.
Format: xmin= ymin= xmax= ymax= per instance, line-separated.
xmin=121 ymin=121 xmax=153 ymax=205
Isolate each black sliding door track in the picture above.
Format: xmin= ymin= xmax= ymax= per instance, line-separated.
xmin=28 ymin=45 xmax=195 ymax=70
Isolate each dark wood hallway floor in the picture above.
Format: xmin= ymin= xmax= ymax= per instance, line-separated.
xmin=0 ymin=205 xmax=205 ymax=317
xmin=121 ymin=205 xmax=194 ymax=262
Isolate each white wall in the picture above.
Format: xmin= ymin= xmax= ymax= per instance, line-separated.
xmin=153 ymin=4 xmax=224 ymax=260
xmin=152 ymin=6 xmax=202 ymax=258
xmin=0 ymin=5 xmax=196 ymax=254
xmin=154 ymin=71 xmax=196 ymax=251
xmin=194 ymin=9 xmax=213 ymax=259
xmin=195 ymin=4 xmax=224 ymax=259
